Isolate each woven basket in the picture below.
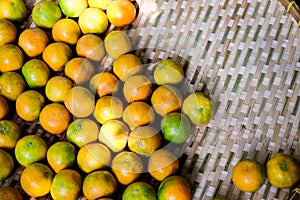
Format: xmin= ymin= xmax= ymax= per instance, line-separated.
xmin=1 ymin=0 xmax=300 ymax=199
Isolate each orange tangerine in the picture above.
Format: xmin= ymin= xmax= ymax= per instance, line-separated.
xmin=0 ymin=19 xmax=17 ymax=46
xmin=76 ymin=34 xmax=106 ymax=61
xmin=113 ymin=53 xmax=142 ymax=81
xmin=20 ymin=163 xmax=53 ymax=197
xmin=16 ymin=90 xmax=45 ymax=122
xmin=0 ymin=44 xmax=23 ymax=73
xmin=106 ymin=0 xmax=136 ymax=27
xmin=64 ymin=86 xmax=95 ymax=118
xmin=122 ymin=101 xmax=155 ymax=130
xmin=18 ymin=27 xmax=49 ymax=57
xmin=64 ymin=57 xmax=95 ymax=85
xmin=123 ymin=75 xmax=152 ymax=103
xmin=89 ymin=72 xmax=119 ymax=97
xmin=39 ymin=103 xmax=71 ymax=135
xmin=93 ymin=96 xmax=123 ymax=124
xmin=42 ymin=42 xmax=72 ymax=72
xmin=45 ymin=76 xmax=73 ymax=103
xmin=52 ymin=18 xmax=81 ymax=45
xmin=148 ymin=149 xmax=179 ymax=181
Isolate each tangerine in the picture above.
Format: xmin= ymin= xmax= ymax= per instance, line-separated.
xmin=82 ymin=170 xmax=117 ymax=199
xmin=15 ymin=135 xmax=48 ymax=167
xmin=0 ymin=120 xmax=21 ymax=149
xmin=20 ymin=163 xmax=53 ymax=197
xmin=148 ymin=149 xmax=179 ymax=181
xmin=0 ymin=72 xmax=26 ymax=101
xmin=52 ymin=18 xmax=81 ymax=45
xmin=42 ymin=42 xmax=72 ymax=72
xmin=0 ymin=19 xmax=17 ymax=46
xmin=64 ymin=86 xmax=95 ymax=118
xmin=76 ymin=34 xmax=106 ymax=61
xmin=232 ymin=159 xmax=266 ymax=192
xmin=93 ymin=96 xmax=123 ymax=124
xmin=113 ymin=53 xmax=142 ymax=81
xmin=0 ymin=44 xmax=23 ymax=73
xmin=16 ymin=90 xmax=45 ymax=122
xmin=64 ymin=57 xmax=95 ymax=84
xmin=39 ymin=103 xmax=71 ymax=135
xmin=89 ymin=72 xmax=119 ymax=97
xmin=18 ymin=27 xmax=49 ymax=57
xmin=106 ymin=0 xmax=136 ymax=27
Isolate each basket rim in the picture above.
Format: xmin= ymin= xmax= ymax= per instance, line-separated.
xmin=278 ymin=0 xmax=300 ymax=25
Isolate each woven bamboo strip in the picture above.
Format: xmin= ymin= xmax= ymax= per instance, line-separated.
xmin=131 ymin=0 xmax=300 ymax=199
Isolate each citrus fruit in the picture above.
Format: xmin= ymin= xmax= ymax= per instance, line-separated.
xmin=266 ymin=153 xmax=300 ymax=188
xmin=128 ymin=126 xmax=162 ymax=156
xmin=151 ymin=85 xmax=183 ymax=116
xmin=45 ymin=76 xmax=73 ymax=103
xmin=78 ymin=7 xmax=108 ymax=34
xmin=148 ymin=149 xmax=179 ymax=181
xmin=50 ymin=169 xmax=82 ymax=200
xmin=98 ymin=119 xmax=129 ymax=152
xmin=77 ymin=142 xmax=111 ymax=173
xmin=47 ymin=141 xmax=76 ymax=173
xmin=18 ymin=27 xmax=49 ymax=57
xmin=232 ymin=159 xmax=266 ymax=192
xmin=0 ymin=0 xmax=26 ymax=22
xmin=182 ymin=92 xmax=213 ymax=125
xmin=161 ymin=112 xmax=192 ymax=143
xmin=93 ymin=96 xmax=123 ymax=124
xmin=58 ymin=0 xmax=88 ymax=17
xmin=20 ymin=163 xmax=53 ymax=197
xmin=21 ymin=59 xmax=50 ymax=88
xmin=88 ymin=0 xmax=112 ymax=9
xmin=0 ymin=149 xmax=14 ymax=182
xmin=39 ymin=103 xmax=71 ymax=135
xmin=0 ymin=187 xmax=23 ymax=200
xmin=0 ymin=120 xmax=21 ymax=149
xmin=113 ymin=53 xmax=143 ymax=81
xmin=52 ymin=18 xmax=81 ymax=45
xmin=122 ymin=182 xmax=157 ymax=200
xmin=66 ymin=118 xmax=99 ymax=148
xmin=89 ymin=72 xmax=119 ymax=97
xmin=0 ymin=19 xmax=17 ymax=46
xmin=76 ymin=34 xmax=106 ymax=61
xmin=123 ymin=75 xmax=152 ymax=103
xmin=82 ymin=170 xmax=117 ymax=199
xmin=64 ymin=57 xmax=95 ymax=84
xmin=15 ymin=135 xmax=47 ymax=167
xmin=104 ymin=30 xmax=132 ymax=59
xmin=42 ymin=42 xmax=72 ymax=72
xmin=16 ymin=90 xmax=45 ymax=122
xmin=106 ymin=0 xmax=136 ymax=27
xmin=0 ymin=44 xmax=23 ymax=73
xmin=154 ymin=59 xmax=184 ymax=85
xmin=0 ymin=72 xmax=26 ymax=101
xmin=111 ymin=152 xmax=143 ymax=185
xmin=157 ymin=175 xmax=191 ymax=200
xmin=123 ymin=101 xmax=155 ymax=130
xmin=64 ymin=86 xmax=95 ymax=118
xmin=32 ymin=1 xmax=62 ymax=28
xmin=0 ymin=95 xmax=9 ymax=120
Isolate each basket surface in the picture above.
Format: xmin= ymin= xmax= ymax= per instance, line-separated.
xmin=1 ymin=0 xmax=300 ymax=200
